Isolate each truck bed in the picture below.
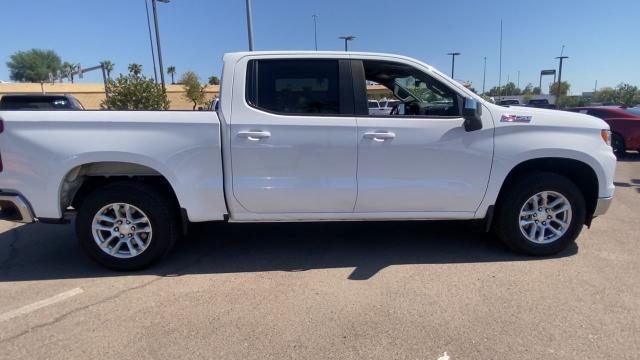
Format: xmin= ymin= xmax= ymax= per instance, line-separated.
xmin=0 ymin=110 xmax=227 ymax=221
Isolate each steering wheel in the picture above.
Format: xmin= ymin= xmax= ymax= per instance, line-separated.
xmin=389 ymin=104 xmax=400 ymax=116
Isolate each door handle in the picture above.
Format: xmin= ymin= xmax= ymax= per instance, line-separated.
xmin=363 ymin=131 xmax=396 ymax=142
xmin=237 ymin=130 xmax=271 ymax=141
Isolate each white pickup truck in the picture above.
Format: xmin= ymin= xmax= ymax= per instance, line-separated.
xmin=0 ymin=51 xmax=616 ymax=270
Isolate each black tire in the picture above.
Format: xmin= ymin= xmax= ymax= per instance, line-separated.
xmin=493 ymin=172 xmax=585 ymax=256
xmin=75 ymin=181 xmax=180 ymax=270
xmin=611 ymin=133 xmax=626 ymax=158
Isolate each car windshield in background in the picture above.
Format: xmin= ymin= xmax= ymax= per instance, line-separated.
xmin=623 ymin=107 xmax=640 ymax=116
xmin=0 ymin=95 xmax=82 ymax=110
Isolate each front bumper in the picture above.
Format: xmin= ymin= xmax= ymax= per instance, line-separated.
xmin=593 ymin=197 xmax=613 ymax=217
xmin=0 ymin=193 xmax=35 ymax=223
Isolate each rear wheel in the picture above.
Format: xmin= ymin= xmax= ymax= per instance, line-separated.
xmin=611 ymin=133 xmax=625 ymax=158
xmin=494 ymin=172 xmax=585 ymax=256
xmin=75 ymin=182 xmax=180 ymax=270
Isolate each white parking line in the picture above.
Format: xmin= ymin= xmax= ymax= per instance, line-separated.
xmin=0 ymin=287 xmax=84 ymax=323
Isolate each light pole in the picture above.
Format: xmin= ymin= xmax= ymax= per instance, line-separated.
xmin=447 ymin=52 xmax=460 ymax=78
xmin=151 ymin=0 xmax=169 ymax=91
xmin=312 ymin=15 xmax=318 ymax=51
xmin=144 ymin=0 xmax=158 ymax=83
xmin=517 ymin=70 xmax=520 ymax=89
xmin=555 ymin=55 xmax=568 ymax=108
xmin=339 ymin=36 xmax=355 ymax=51
xmin=482 ymin=56 xmax=487 ymax=94
xmin=246 ymin=0 xmax=255 ymax=51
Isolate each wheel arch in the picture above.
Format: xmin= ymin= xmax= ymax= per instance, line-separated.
xmin=493 ymin=157 xmax=599 ymax=226
xmin=58 ymin=160 xmax=183 ymax=219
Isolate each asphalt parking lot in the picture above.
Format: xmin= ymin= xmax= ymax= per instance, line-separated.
xmin=0 ymin=155 xmax=639 ymax=360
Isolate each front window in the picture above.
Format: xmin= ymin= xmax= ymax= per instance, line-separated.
xmin=362 ymin=60 xmax=460 ymax=117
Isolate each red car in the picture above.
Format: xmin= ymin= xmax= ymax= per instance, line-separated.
xmin=569 ymin=106 xmax=640 ymax=156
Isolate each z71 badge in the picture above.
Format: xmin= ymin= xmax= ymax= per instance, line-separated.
xmin=501 ymin=114 xmax=532 ymax=123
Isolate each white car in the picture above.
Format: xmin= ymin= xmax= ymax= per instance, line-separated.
xmin=0 ymin=51 xmax=616 ymax=270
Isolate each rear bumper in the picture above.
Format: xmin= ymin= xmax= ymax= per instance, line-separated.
xmin=0 ymin=193 xmax=35 ymax=223
xmin=593 ymin=196 xmax=613 ymax=217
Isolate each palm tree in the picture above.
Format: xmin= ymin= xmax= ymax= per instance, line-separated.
xmin=167 ymin=66 xmax=176 ymax=84
xmin=62 ymin=62 xmax=79 ymax=83
xmin=128 ymin=63 xmax=143 ymax=76
xmin=100 ymin=60 xmax=114 ymax=79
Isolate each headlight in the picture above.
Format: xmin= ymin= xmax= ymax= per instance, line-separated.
xmin=601 ymin=129 xmax=612 ymax=146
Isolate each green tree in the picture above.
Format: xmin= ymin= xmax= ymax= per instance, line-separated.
xmin=522 ymin=83 xmax=534 ymax=95
xmin=101 ymin=73 xmax=170 ymax=110
xmin=128 ymin=63 xmax=143 ymax=76
xmin=100 ymin=60 xmax=114 ymax=79
xmin=180 ymin=71 xmax=206 ymax=110
xmin=7 ymin=49 xmax=62 ymax=82
xmin=594 ymin=87 xmax=616 ymax=104
xmin=549 ymin=81 xmax=570 ymax=96
xmin=532 ymin=86 xmax=542 ymax=95
xmin=208 ymin=76 xmax=220 ymax=85
xmin=503 ymin=82 xmax=521 ymax=96
xmin=615 ymin=83 xmax=639 ymax=107
xmin=557 ymin=96 xmax=590 ymax=109
xmin=167 ymin=66 xmax=176 ymax=84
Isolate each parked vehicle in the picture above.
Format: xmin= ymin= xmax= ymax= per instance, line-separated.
xmin=0 ymin=51 xmax=616 ymax=270
xmin=527 ymin=98 xmax=556 ymax=109
xmin=377 ymin=98 xmax=401 ymax=115
xmin=0 ymin=94 xmax=84 ymax=110
xmin=568 ymin=106 xmax=640 ymax=156
xmin=498 ymin=99 xmax=521 ymax=106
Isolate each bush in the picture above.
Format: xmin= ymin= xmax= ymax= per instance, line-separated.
xmin=101 ymin=73 xmax=170 ymax=110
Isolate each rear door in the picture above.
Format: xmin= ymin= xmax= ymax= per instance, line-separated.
xmin=351 ymin=58 xmax=494 ymax=213
xmin=229 ymin=57 xmax=358 ymax=213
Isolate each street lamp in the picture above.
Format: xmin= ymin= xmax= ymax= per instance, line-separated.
xmin=555 ymin=55 xmax=569 ymax=108
xmin=312 ymin=15 xmax=318 ymax=51
xmin=447 ymin=52 xmax=460 ymax=78
xmin=482 ymin=57 xmax=487 ymax=94
xmin=144 ymin=0 xmax=158 ymax=83
xmin=339 ymin=36 xmax=355 ymax=51
xmin=246 ymin=0 xmax=255 ymax=51
xmin=151 ymin=0 xmax=169 ymax=91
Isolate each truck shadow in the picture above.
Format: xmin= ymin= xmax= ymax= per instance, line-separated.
xmin=0 ymin=220 xmax=577 ymax=282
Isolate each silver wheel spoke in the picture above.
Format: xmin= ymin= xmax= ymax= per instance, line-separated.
xmin=548 ymin=226 xmax=563 ymax=236
xmin=134 ymin=226 xmax=151 ymax=233
xmin=97 ymin=214 xmax=116 ymax=223
xmin=110 ymin=240 xmax=124 ymax=255
xmin=95 ymin=224 xmax=114 ymax=232
xmin=133 ymin=234 xmax=146 ymax=249
xmin=126 ymin=240 xmax=138 ymax=257
xmin=100 ymin=234 xmax=117 ymax=249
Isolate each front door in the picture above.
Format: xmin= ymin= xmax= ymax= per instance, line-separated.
xmin=230 ymin=58 xmax=358 ymax=213
xmin=352 ymin=59 xmax=494 ymax=213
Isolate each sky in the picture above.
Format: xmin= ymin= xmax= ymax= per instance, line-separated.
xmin=1 ymin=0 xmax=638 ymax=94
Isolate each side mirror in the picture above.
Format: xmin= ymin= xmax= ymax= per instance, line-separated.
xmin=462 ymin=97 xmax=483 ymax=132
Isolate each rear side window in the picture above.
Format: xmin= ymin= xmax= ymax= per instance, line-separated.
xmin=246 ymin=59 xmax=340 ymax=115
xmin=0 ymin=96 xmax=71 ymax=110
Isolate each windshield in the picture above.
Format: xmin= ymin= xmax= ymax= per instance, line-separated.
xmin=623 ymin=107 xmax=640 ymax=116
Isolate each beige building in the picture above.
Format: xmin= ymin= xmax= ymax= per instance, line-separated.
xmin=0 ymin=83 xmax=392 ymax=110
xmin=0 ymin=83 xmax=220 ymax=110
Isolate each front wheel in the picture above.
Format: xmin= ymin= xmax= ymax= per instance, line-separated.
xmin=494 ymin=172 xmax=585 ymax=256
xmin=75 ymin=182 xmax=180 ymax=270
